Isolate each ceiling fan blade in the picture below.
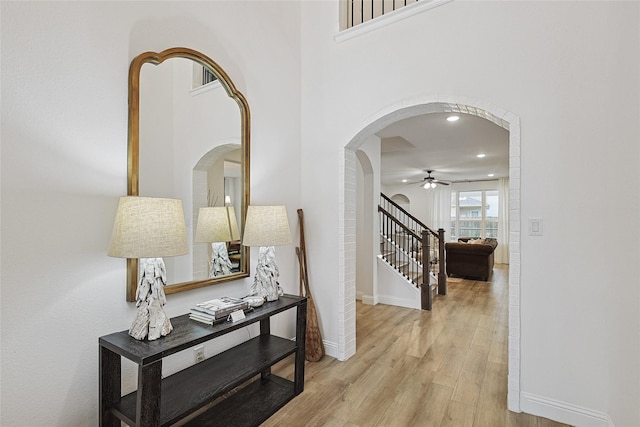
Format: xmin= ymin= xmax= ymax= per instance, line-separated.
xmin=435 ymin=181 xmax=450 ymax=186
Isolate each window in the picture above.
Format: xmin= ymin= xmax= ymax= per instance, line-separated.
xmin=450 ymin=190 xmax=499 ymax=241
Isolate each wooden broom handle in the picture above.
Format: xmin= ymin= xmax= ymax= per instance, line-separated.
xmin=297 ymin=209 xmax=312 ymax=298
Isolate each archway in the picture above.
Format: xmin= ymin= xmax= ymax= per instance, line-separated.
xmin=390 ymin=193 xmax=410 ymax=215
xmin=339 ymin=97 xmax=521 ymax=412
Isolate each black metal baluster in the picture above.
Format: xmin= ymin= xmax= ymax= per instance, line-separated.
xmin=379 ymin=211 xmax=382 ymax=256
xmin=351 ymin=0 xmax=354 ymax=27
xmin=392 ymin=219 xmax=397 ymax=272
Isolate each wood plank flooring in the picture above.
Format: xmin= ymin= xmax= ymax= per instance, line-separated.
xmin=263 ymin=265 xmax=571 ymax=427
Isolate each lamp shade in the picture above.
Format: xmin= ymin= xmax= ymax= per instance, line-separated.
xmin=242 ymin=205 xmax=292 ymax=247
xmin=195 ymin=206 xmax=240 ymax=243
xmin=108 ymin=196 xmax=189 ymax=258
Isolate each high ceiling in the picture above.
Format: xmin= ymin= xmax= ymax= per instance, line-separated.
xmin=376 ymin=112 xmax=509 ymax=186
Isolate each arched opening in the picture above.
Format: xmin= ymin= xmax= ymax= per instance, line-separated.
xmin=192 ymin=142 xmax=241 ymax=280
xmin=390 ymin=193 xmax=410 ymax=213
xmin=339 ymin=98 xmax=521 ymax=411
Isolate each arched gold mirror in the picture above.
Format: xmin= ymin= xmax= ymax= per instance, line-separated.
xmin=126 ymin=47 xmax=250 ymax=301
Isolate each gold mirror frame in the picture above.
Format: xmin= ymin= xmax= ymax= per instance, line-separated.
xmin=126 ymin=47 xmax=250 ymax=301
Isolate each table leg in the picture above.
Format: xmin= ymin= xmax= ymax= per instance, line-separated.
xmin=294 ymin=299 xmax=307 ymax=395
xmin=136 ymin=360 xmax=162 ymax=427
xmin=99 ymin=346 xmax=121 ymax=427
xmin=260 ymin=318 xmax=272 ymax=379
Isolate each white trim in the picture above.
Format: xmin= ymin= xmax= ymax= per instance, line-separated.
xmin=356 ymin=291 xmax=377 ymax=305
xmin=520 ymin=392 xmax=613 ymax=427
xmin=190 ymin=79 xmax=223 ymax=97
xmin=335 ymin=0 xmax=454 ymax=43
xmin=361 ymin=294 xmax=376 ymax=305
xmin=377 ymin=294 xmax=419 ymax=309
xmin=322 ymin=340 xmax=340 ymax=359
xmin=340 ymin=95 xmax=521 ymax=411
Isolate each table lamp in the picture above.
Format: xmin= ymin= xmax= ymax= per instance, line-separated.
xmin=108 ymin=196 xmax=188 ymax=340
xmin=195 ymin=206 xmax=239 ymax=277
xmin=242 ymin=205 xmax=292 ymax=301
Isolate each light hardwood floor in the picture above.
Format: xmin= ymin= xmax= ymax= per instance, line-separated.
xmin=263 ymin=265 xmax=571 ymax=427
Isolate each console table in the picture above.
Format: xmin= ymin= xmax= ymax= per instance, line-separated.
xmin=99 ymin=294 xmax=307 ymax=426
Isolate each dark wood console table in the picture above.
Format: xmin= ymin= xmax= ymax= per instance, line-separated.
xmin=99 ymin=294 xmax=307 ymax=426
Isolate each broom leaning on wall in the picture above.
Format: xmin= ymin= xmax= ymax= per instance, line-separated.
xmin=296 ymin=209 xmax=325 ymax=362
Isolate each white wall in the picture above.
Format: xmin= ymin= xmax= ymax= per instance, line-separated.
xmin=382 ymin=183 xmax=433 ymax=227
xmin=355 ymin=136 xmax=381 ymax=305
xmin=355 ymin=151 xmax=372 ymax=300
xmin=0 ymin=1 xmax=301 ymax=425
xmin=1 ymin=1 xmax=639 ymax=426
xmin=301 ymin=1 xmax=639 ymax=426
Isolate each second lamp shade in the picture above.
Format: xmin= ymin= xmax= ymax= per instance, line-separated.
xmin=242 ymin=205 xmax=292 ymax=247
xmin=195 ymin=207 xmax=240 ymax=243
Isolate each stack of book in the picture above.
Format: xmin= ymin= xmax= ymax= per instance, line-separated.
xmin=189 ymin=297 xmax=251 ymax=325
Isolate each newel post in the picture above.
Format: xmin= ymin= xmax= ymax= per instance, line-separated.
xmin=421 ymin=230 xmax=432 ymax=311
xmin=438 ymin=228 xmax=447 ymax=295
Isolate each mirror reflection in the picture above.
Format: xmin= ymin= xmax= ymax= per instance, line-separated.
xmin=192 ymin=153 xmax=242 ymax=280
xmin=127 ymin=48 xmax=250 ymax=301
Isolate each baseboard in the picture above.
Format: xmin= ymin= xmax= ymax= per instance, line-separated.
xmin=359 ymin=289 xmax=412 ymax=307
xmin=293 ymin=336 xmax=339 ymax=360
xmin=359 ymin=292 xmax=415 ymax=308
xmin=520 ymin=392 xmax=612 ymax=427
xmin=377 ymin=294 xmax=420 ymax=309
xmin=356 ymin=290 xmax=377 ymax=305
xmin=322 ymin=340 xmax=339 ymax=359
xmin=362 ymin=294 xmax=376 ymax=305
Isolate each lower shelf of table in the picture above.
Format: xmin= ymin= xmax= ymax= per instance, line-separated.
xmin=182 ymin=375 xmax=295 ymax=427
xmin=111 ymin=334 xmax=297 ymax=426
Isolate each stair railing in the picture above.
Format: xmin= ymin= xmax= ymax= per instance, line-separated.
xmin=379 ymin=193 xmax=447 ymax=310
xmin=379 ymin=205 xmax=422 ymax=288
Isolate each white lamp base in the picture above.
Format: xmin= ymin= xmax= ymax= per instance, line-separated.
xmin=209 ymin=242 xmax=233 ymax=278
xmin=250 ymin=246 xmax=284 ymax=302
xmin=129 ymin=257 xmax=173 ymax=340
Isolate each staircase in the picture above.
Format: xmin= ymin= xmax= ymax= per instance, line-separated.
xmin=378 ymin=193 xmax=447 ymax=310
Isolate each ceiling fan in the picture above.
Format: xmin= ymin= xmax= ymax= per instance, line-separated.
xmin=412 ymin=170 xmax=450 ymax=189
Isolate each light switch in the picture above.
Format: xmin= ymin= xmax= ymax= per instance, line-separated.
xmin=528 ymin=218 xmax=543 ymax=236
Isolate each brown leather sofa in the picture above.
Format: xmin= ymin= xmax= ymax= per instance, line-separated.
xmin=445 ymin=238 xmax=498 ymax=281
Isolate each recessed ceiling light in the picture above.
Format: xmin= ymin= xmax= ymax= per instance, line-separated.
xmin=401 ymin=179 xmax=408 ymax=183
xmin=446 ymin=115 xmax=460 ymax=122
xmin=476 ymin=153 xmax=486 ymax=158
xmin=488 ymin=173 xmax=495 ymax=177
